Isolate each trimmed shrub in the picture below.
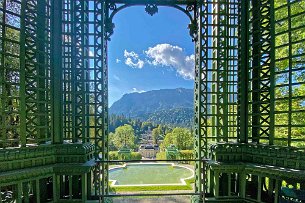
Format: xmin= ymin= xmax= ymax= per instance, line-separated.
xmin=179 ymin=150 xmax=194 ymax=164
xmin=156 ymin=152 xmax=166 ymax=160
xmin=109 ymin=151 xmax=141 ymax=160
xmin=179 ymin=150 xmax=194 ymax=159
xmin=109 ymin=151 xmax=119 ymax=160
xmin=130 ymin=152 xmax=142 ymax=160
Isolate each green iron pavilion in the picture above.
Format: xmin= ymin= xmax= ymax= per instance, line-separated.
xmin=0 ymin=0 xmax=305 ymax=202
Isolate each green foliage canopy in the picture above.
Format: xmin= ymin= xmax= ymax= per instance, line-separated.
xmin=161 ymin=127 xmax=194 ymax=150
xmin=152 ymin=125 xmax=163 ymax=144
xmin=110 ymin=124 xmax=135 ymax=150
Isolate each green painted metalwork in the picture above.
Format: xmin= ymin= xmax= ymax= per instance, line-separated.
xmin=24 ymin=0 xmax=52 ymax=145
xmin=250 ymin=0 xmax=275 ymax=144
xmin=273 ymin=0 xmax=305 ymax=147
xmin=0 ymin=0 xmax=22 ymax=148
xmin=194 ymin=1 xmax=203 ymax=200
xmin=238 ymin=0 xmax=249 ymax=144
xmin=51 ymin=0 xmax=63 ymax=144
xmin=0 ymin=0 xmax=305 ymax=202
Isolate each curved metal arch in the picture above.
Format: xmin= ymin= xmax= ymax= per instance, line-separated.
xmin=109 ymin=3 xmax=194 ymax=22
xmin=105 ymin=2 xmax=197 ymax=41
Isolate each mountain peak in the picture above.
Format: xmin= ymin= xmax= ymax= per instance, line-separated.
xmin=109 ymin=88 xmax=194 ymax=120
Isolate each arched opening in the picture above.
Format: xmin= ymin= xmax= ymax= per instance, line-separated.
xmin=1 ymin=0 xmax=305 ymax=202
xmin=106 ymin=4 xmax=198 ymax=201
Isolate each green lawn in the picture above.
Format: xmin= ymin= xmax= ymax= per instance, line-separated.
xmin=109 ymin=178 xmax=195 ymax=192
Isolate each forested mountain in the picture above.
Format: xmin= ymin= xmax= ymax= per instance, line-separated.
xmin=146 ymin=108 xmax=193 ymax=128
xmin=109 ymin=88 xmax=194 ymax=127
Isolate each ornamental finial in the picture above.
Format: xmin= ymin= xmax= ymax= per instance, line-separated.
xmin=145 ymin=4 xmax=158 ymax=16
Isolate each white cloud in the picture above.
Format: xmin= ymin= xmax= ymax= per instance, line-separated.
xmin=89 ymin=50 xmax=94 ymax=57
xmin=124 ymin=50 xmax=144 ymax=69
xmin=113 ymin=75 xmax=120 ymax=81
xmin=116 ymin=58 xmax=121 ymax=63
xmin=145 ymin=44 xmax=195 ymax=80
xmin=131 ymin=88 xmax=146 ymax=93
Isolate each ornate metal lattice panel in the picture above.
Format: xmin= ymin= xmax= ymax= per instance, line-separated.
xmin=194 ymin=0 xmax=240 ymax=197
xmin=0 ymin=0 xmax=23 ymax=148
xmin=60 ymin=0 xmax=110 ymax=199
xmin=248 ymin=0 xmax=275 ymax=144
xmin=194 ymin=1 xmax=206 ymax=198
xmin=95 ymin=0 xmax=109 ymax=198
xmin=0 ymin=0 xmax=52 ymax=147
xmin=61 ymin=1 xmax=109 ymax=199
xmin=214 ymin=0 xmax=239 ymax=142
xmin=62 ymin=0 xmax=90 ymax=143
xmin=23 ymin=0 xmax=52 ymax=145
xmin=62 ymin=0 xmax=73 ymax=141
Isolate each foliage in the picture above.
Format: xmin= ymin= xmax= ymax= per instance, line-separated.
xmin=156 ymin=152 xmax=166 ymax=160
xmin=109 ymin=151 xmax=119 ymax=160
xmin=110 ymin=124 xmax=135 ymax=150
xmin=274 ymin=0 xmax=305 ymax=71
xmin=109 ymin=117 xmax=193 ymax=151
xmin=179 ymin=150 xmax=194 ymax=164
xmin=156 ymin=150 xmax=194 ymax=163
xmin=0 ymin=1 xmax=21 ymax=148
xmin=109 ymin=108 xmax=193 ymax=130
xmin=141 ymin=121 xmax=154 ymax=132
xmin=179 ymin=150 xmax=194 ymax=160
xmin=109 ymin=114 xmax=173 ymax=141
xmin=109 ymin=151 xmax=142 ymax=161
xmin=131 ymin=152 xmax=142 ymax=160
xmin=109 ymin=114 xmax=159 ymax=134
xmin=147 ymin=108 xmax=194 ymax=128
xmin=273 ymin=0 xmax=305 ymax=147
xmin=152 ymin=125 xmax=163 ymax=144
xmin=161 ymin=127 xmax=194 ymax=150
xmin=109 ymin=114 xmax=143 ymax=134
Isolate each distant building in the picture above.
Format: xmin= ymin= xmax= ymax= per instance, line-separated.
xmin=140 ymin=127 xmax=163 ymax=145
xmin=139 ymin=144 xmax=160 ymax=159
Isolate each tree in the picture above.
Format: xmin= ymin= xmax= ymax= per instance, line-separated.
xmin=141 ymin=121 xmax=154 ymax=132
xmin=152 ymin=125 xmax=163 ymax=144
xmin=110 ymin=124 xmax=135 ymax=150
xmin=161 ymin=127 xmax=194 ymax=150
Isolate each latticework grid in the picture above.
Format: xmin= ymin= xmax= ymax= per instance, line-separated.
xmin=0 ymin=0 xmax=52 ymax=148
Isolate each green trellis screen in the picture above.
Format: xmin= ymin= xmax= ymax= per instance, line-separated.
xmin=0 ymin=0 xmax=305 ymax=202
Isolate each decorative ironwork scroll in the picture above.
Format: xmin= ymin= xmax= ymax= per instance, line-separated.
xmin=105 ymin=2 xmax=198 ymax=41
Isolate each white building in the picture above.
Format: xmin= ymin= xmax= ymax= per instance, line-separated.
xmin=139 ymin=144 xmax=159 ymax=159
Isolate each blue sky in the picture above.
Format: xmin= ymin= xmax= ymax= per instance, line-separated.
xmin=108 ymin=6 xmax=195 ymax=106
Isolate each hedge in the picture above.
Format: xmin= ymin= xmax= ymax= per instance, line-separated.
xmin=108 ymin=151 xmax=142 ymax=161
xmin=156 ymin=150 xmax=194 ymax=163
